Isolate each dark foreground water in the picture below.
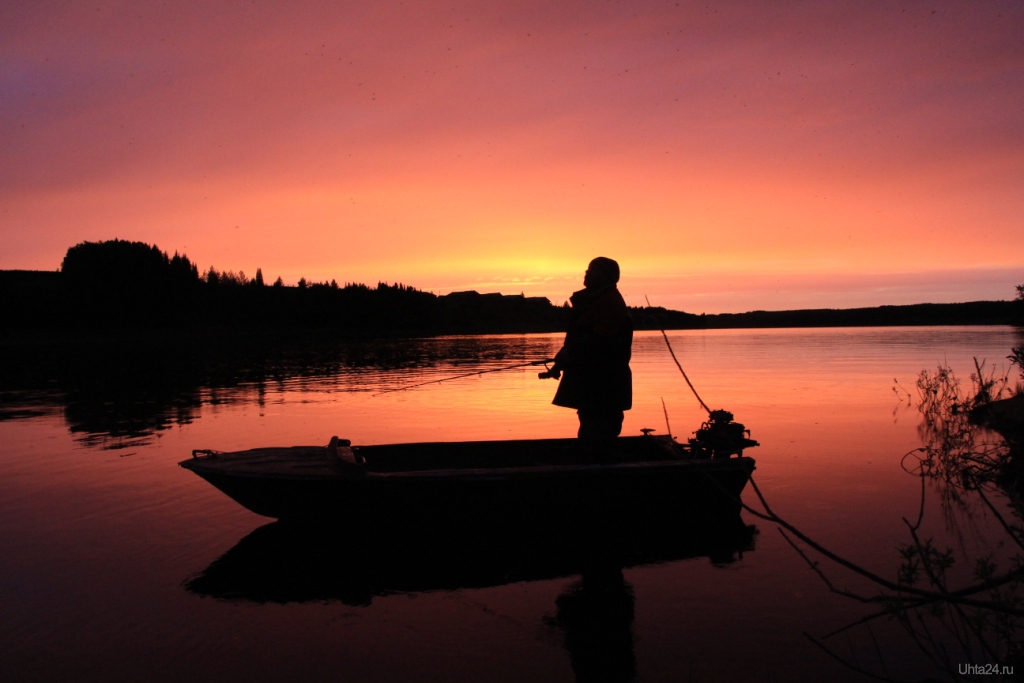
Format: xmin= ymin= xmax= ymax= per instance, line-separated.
xmin=1 ymin=326 xmax=1021 ymax=682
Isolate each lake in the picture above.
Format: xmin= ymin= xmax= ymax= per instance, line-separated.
xmin=1 ymin=326 xmax=1021 ymax=682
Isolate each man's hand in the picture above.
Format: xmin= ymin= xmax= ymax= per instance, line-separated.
xmin=538 ymin=365 xmax=562 ymax=380
xmin=540 ymin=350 xmax=566 ymax=379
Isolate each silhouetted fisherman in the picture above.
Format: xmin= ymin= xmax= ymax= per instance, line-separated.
xmin=541 ymin=257 xmax=633 ymax=459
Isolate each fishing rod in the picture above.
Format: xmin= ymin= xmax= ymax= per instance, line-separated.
xmin=375 ymin=358 xmax=556 ymax=395
xmin=645 ymin=296 xmax=757 ymax=458
xmin=645 ymin=295 xmax=711 ymax=414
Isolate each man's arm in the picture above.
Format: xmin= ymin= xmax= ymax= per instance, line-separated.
xmin=539 ymin=347 xmax=568 ymax=379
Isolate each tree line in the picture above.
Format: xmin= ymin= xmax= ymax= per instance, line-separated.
xmin=1 ymin=239 xmax=567 ymax=334
xmin=0 ymin=239 xmax=1020 ymax=334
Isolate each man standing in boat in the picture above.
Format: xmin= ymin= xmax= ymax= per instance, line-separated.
xmin=541 ymin=257 xmax=633 ymax=459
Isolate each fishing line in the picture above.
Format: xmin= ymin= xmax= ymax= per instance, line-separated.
xmin=374 ymin=358 xmax=555 ymax=396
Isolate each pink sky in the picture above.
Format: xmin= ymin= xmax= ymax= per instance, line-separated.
xmin=2 ymin=1 xmax=1022 ymax=312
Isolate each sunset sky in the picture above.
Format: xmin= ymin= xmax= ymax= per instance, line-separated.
xmin=2 ymin=1 xmax=1022 ymax=312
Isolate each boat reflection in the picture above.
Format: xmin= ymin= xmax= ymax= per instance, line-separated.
xmin=184 ymin=513 xmax=756 ymax=606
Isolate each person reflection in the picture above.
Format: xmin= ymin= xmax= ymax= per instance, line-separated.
xmin=540 ymin=257 xmax=633 ymax=460
xmin=548 ymin=567 xmax=636 ymax=683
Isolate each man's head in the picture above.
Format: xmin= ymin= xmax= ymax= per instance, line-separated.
xmin=583 ymin=257 xmax=620 ymax=290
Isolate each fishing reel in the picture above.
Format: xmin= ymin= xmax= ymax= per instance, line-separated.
xmin=538 ymin=361 xmax=561 ymax=380
xmin=688 ymin=409 xmax=759 ymax=459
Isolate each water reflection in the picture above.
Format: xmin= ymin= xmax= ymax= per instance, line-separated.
xmin=186 ymin=512 xmax=753 ymax=682
xmin=547 ymin=568 xmax=637 ymax=683
xmin=0 ymin=332 xmax=560 ymax=449
xmin=774 ymin=359 xmax=1024 ymax=680
xmin=5 ymin=326 xmax=1023 ymax=682
xmin=185 ymin=513 xmax=755 ymax=606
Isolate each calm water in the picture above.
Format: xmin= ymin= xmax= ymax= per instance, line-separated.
xmin=1 ymin=326 xmax=1021 ymax=682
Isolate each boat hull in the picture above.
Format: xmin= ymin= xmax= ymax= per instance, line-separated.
xmin=181 ymin=436 xmax=755 ymax=526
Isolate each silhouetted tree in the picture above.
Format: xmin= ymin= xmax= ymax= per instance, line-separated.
xmin=61 ymin=239 xmax=200 ymax=325
xmin=62 ymin=240 xmax=198 ymax=290
xmin=220 ymin=270 xmax=247 ymax=286
xmin=170 ymin=252 xmax=199 ymax=282
xmin=29 ymin=239 xmax=571 ymax=332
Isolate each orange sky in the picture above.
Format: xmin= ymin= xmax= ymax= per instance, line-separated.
xmin=1 ymin=1 xmax=1022 ymax=312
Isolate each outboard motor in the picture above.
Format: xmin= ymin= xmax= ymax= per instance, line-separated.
xmin=689 ymin=409 xmax=759 ymax=459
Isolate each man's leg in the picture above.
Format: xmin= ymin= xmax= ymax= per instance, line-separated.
xmin=577 ymin=408 xmax=624 ymax=461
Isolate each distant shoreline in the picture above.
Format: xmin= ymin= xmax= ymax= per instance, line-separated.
xmin=633 ymin=300 xmax=1019 ymax=331
xmin=2 ymin=268 xmax=1019 ymax=336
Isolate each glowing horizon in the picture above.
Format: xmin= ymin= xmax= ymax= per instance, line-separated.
xmin=2 ymin=1 xmax=1022 ymax=313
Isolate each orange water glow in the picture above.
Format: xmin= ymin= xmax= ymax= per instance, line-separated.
xmin=2 ymin=326 xmax=1018 ymax=679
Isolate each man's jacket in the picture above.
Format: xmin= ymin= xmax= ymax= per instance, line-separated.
xmin=552 ymin=284 xmax=633 ymax=411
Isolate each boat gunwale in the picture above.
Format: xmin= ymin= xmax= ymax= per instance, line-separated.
xmin=179 ymin=452 xmax=756 ymax=482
